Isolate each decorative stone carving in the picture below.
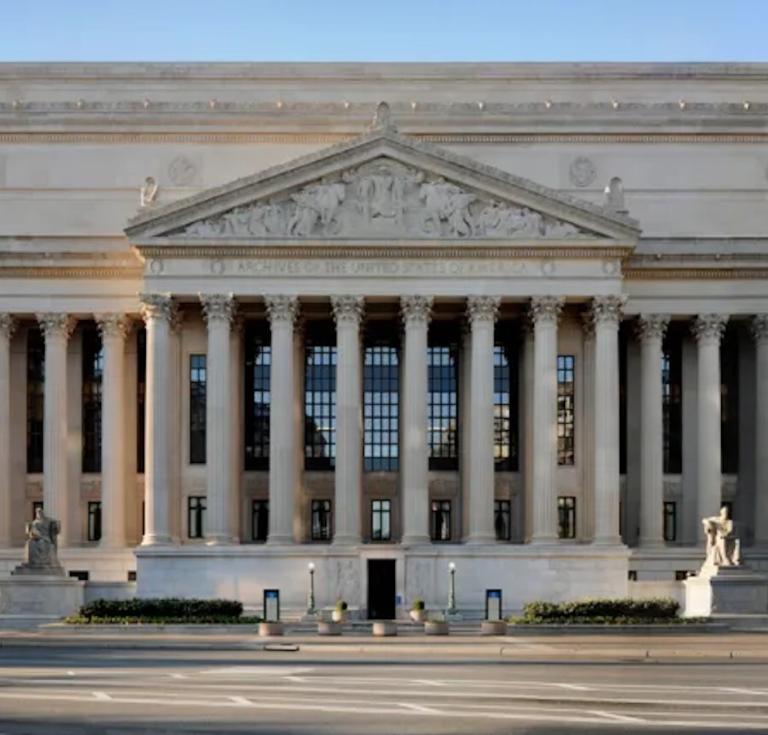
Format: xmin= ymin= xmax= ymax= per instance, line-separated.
xmin=36 ymin=313 xmax=75 ymax=339
xmin=200 ymin=294 xmax=236 ymax=325
xmin=702 ymin=507 xmax=741 ymax=568
xmin=139 ymin=293 xmax=174 ymax=324
xmin=752 ymin=315 xmax=768 ymax=343
xmin=636 ymin=314 xmax=670 ymax=342
xmin=12 ymin=508 xmax=63 ymax=576
xmin=265 ymin=295 xmax=299 ymax=324
xmin=177 ymin=158 xmax=593 ymax=241
xmin=466 ymin=295 xmax=500 ymax=323
xmin=168 ymin=156 xmax=197 ymax=186
xmin=0 ymin=314 xmax=16 ymax=339
xmin=95 ymin=314 xmax=131 ymax=340
xmin=604 ymin=177 xmax=627 ymax=214
xmin=400 ymin=295 xmax=433 ymax=325
xmin=590 ymin=295 xmax=626 ymax=327
xmin=331 ymin=295 xmax=364 ymax=325
xmin=528 ymin=296 xmax=564 ymax=325
xmin=569 ymin=156 xmax=597 ymax=187
xmin=140 ymin=176 xmax=158 ymax=207
xmin=368 ymin=101 xmax=396 ymax=133
xmin=692 ymin=314 xmax=728 ymax=343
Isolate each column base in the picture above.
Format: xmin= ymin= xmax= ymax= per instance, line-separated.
xmin=464 ymin=534 xmax=496 ymax=545
xmin=99 ymin=539 xmax=128 ymax=550
xmin=592 ymin=536 xmax=624 ymax=547
xmin=332 ymin=535 xmax=361 ymax=546
xmin=205 ymin=535 xmax=235 ymax=546
xmin=528 ymin=534 xmax=559 ymax=545
xmin=401 ymin=534 xmax=431 ymax=546
xmin=637 ymin=537 xmax=666 ymax=549
xmin=140 ymin=533 xmax=173 ymax=546
xmin=267 ymin=534 xmax=295 ymax=545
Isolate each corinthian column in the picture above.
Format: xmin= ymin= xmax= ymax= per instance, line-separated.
xmin=693 ymin=314 xmax=728 ymax=537
xmin=140 ymin=294 xmax=174 ymax=545
xmin=332 ymin=295 xmax=364 ymax=545
xmin=0 ymin=315 xmax=15 ymax=548
xmin=528 ymin=296 xmax=563 ymax=543
xmin=201 ymin=294 xmax=236 ymax=545
xmin=95 ymin=314 xmax=131 ymax=548
xmin=37 ymin=312 xmax=75 ymax=544
xmin=636 ymin=314 xmax=669 ymax=547
xmin=266 ymin=295 xmax=299 ymax=544
xmin=591 ymin=296 xmax=624 ymax=545
xmin=466 ymin=296 xmax=500 ymax=543
xmin=753 ymin=315 xmax=768 ymax=546
xmin=400 ymin=295 xmax=432 ymax=545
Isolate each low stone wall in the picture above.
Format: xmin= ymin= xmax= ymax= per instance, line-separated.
xmin=628 ymin=579 xmax=685 ymax=607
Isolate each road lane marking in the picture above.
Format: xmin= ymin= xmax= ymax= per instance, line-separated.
xmin=169 ymin=673 xmax=187 ymax=679
xmin=412 ymin=679 xmax=445 ymax=686
xmin=91 ymin=692 xmax=112 ymax=702
xmin=557 ymin=684 xmax=590 ymax=691
xmin=590 ymin=709 xmax=644 ymax=723
xmin=228 ymin=696 xmax=252 ymax=706
xmin=722 ymin=687 xmax=765 ymax=696
xmin=398 ymin=702 xmax=442 ymax=715
xmin=200 ymin=666 xmax=314 ymax=676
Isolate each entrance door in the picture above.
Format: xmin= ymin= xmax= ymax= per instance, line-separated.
xmin=367 ymin=559 xmax=396 ymax=620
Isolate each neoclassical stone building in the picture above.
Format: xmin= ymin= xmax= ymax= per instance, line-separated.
xmin=1 ymin=63 xmax=767 ymax=615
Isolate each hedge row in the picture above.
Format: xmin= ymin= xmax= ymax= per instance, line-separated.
xmin=519 ymin=598 xmax=680 ymax=623
xmin=64 ymin=615 xmax=261 ymax=625
xmin=78 ymin=598 xmax=244 ymax=621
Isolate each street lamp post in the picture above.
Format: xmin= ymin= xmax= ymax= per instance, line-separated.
xmin=307 ymin=562 xmax=316 ymax=616
xmin=447 ymin=561 xmax=457 ymax=615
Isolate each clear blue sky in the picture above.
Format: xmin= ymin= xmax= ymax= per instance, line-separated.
xmin=2 ymin=0 xmax=766 ymax=62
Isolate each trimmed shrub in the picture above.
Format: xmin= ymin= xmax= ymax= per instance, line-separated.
xmin=78 ymin=598 xmax=243 ymax=621
xmin=335 ymin=600 xmax=348 ymax=612
xmin=411 ymin=598 xmax=425 ymax=611
xmin=517 ymin=597 xmax=680 ymax=624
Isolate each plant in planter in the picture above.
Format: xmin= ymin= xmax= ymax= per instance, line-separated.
xmin=332 ymin=599 xmax=348 ymax=623
xmin=424 ymin=613 xmax=449 ymax=636
xmin=409 ymin=598 xmax=426 ymax=623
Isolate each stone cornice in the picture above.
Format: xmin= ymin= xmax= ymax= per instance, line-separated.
xmin=624 ymin=267 xmax=768 ymax=280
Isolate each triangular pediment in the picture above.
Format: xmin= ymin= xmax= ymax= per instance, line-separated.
xmin=126 ymin=113 xmax=640 ymax=246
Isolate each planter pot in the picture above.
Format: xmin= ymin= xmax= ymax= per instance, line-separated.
xmin=424 ymin=621 xmax=449 ymax=636
xmin=331 ymin=609 xmax=347 ymax=623
xmin=480 ymin=620 xmax=508 ymax=636
xmin=258 ymin=621 xmax=284 ymax=637
xmin=409 ymin=609 xmax=426 ymax=623
xmin=372 ymin=621 xmax=398 ymax=637
xmin=318 ymin=621 xmax=342 ymax=636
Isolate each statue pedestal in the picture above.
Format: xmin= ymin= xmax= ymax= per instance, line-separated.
xmin=0 ymin=575 xmax=84 ymax=618
xmin=685 ymin=565 xmax=768 ymax=617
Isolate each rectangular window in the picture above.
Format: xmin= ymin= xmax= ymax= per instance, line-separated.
xmin=663 ymin=501 xmax=677 ymax=542
xmin=251 ymin=499 xmax=269 ymax=542
xmin=662 ymin=330 xmax=683 ymax=474
xmin=87 ymin=501 xmax=102 ymax=542
xmin=494 ymin=499 xmax=511 ymax=541
xmin=189 ymin=354 xmax=206 ymax=464
xmin=430 ymin=500 xmax=452 ymax=541
xmin=311 ymin=499 xmax=332 ymax=541
xmin=428 ymin=338 xmax=459 ymax=470
xmin=364 ymin=343 xmax=399 ymax=472
xmin=371 ymin=499 xmax=392 ymax=541
xmin=137 ymin=326 xmax=146 ymax=473
xmin=244 ymin=324 xmax=271 ymax=470
xmin=493 ymin=340 xmax=519 ymax=471
xmin=82 ymin=326 xmax=103 ymax=473
xmin=557 ymin=355 xmax=575 ymax=465
xmin=187 ymin=496 xmax=206 ymax=539
xmin=557 ymin=496 xmax=576 ymax=539
xmin=305 ymin=325 xmax=336 ymax=470
xmin=721 ymin=328 xmax=739 ymax=474
xmin=26 ymin=328 xmax=45 ymax=473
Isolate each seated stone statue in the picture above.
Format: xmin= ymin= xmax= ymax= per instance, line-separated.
xmin=702 ymin=506 xmax=741 ymax=568
xmin=12 ymin=508 xmax=64 ymax=576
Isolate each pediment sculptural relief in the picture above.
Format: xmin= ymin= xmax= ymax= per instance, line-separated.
xmin=175 ymin=159 xmax=593 ymax=240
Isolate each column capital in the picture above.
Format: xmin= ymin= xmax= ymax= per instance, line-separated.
xmin=528 ymin=296 xmax=564 ymax=326
xmin=636 ymin=313 xmax=670 ymax=343
xmin=95 ymin=314 xmax=131 ymax=340
xmin=265 ymin=295 xmax=299 ymax=325
xmin=466 ymin=295 xmax=500 ymax=324
xmin=139 ymin=293 xmax=174 ymax=324
xmin=752 ymin=315 xmax=768 ymax=344
xmin=400 ymin=295 xmax=433 ymax=325
xmin=200 ymin=293 xmax=236 ymax=326
xmin=36 ymin=313 xmax=75 ymax=339
xmin=331 ymin=295 xmax=364 ymax=326
xmin=0 ymin=314 xmax=16 ymax=340
xmin=589 ymin=295 xmax=626 ymax=328
xmin=692 ymin=314 xmax=728 ymax=343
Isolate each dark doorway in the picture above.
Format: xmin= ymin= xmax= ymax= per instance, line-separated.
xmin=367 ymin=559 xmax=396 ymax=620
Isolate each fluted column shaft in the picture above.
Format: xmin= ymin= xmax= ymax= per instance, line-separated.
xmin=0 ymin=315 xmax=15 ymax=547
xmin=637 ymin=314 xmax=669 ymax=547
xmin=753 ymin=316 xmax=768 ymax=545
xmin=201 ymin=294 xmax=236 ymax=544
xmin=466 ymin=296 xmax=500 ymax=543
xmin=96 ymin=314 xmax=130 ymax=548
xmin=693 ymin=314 xmax=728 ymax=537
xmin=400 ymin=295 xmax=432 ymax=544
xmin=140 ymin=295 xmax=173 ymax=545
xmin=591 ymin=296 xmax=624 ymax=545
xmin=332 ymin=296 xmax=364 ymax=545
xmin=37 ymin=313 xmax=74 ymax=544
xmin=529 ymin=297 xmax=563 ymax=543
xmin=266 ymin=296 xmax=299 ymax=544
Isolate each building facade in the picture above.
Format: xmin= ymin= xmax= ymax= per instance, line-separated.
xmin=1 ymin=63 xmax=767 ymax=616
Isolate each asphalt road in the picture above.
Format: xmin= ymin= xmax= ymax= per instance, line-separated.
xmin=1 ymin=645 xmax=768 ymax=734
